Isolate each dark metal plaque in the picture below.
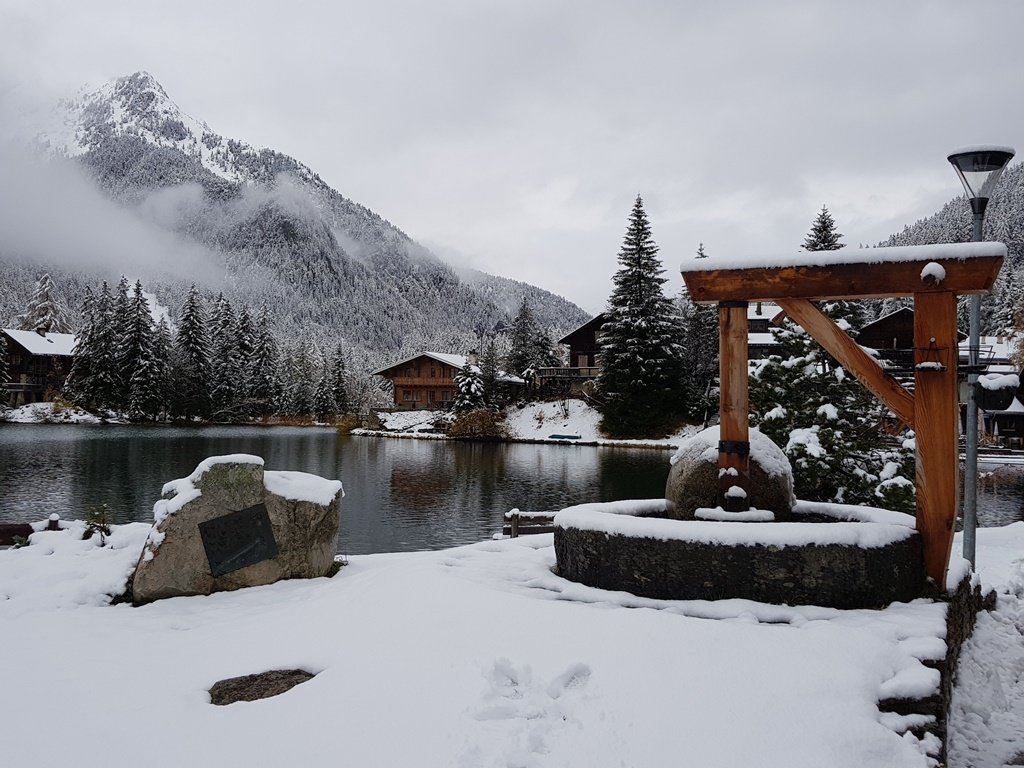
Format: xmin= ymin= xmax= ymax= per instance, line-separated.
xmin=199 ymin=504 xmax=279 ymax=577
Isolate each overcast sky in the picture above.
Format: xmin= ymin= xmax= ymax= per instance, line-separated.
xmin=3 ymin=0 xmax=1024 ymax=313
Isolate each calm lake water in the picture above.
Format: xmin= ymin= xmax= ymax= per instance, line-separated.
xmin=0 ymin=424 xmax=671 ymax=554
xmin=1 ymin=424 xmax=1021 ymax=554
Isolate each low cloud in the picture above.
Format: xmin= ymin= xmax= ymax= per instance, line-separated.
xmin=0 ymin=143 xmax=225 ymax=284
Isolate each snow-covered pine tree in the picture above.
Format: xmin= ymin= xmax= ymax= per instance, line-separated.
xmin=803 ymin=205 xmax=844 ymax=251
xmin=312 ymin=367 xmax=338 ymax=422
xmin=209 ymin=293 xmax=242 ymax=419
xmin=597 ymin=196 xmax=686 ymax=438
xmin=15 ymin=273 xmax=72 ymax=334
xmin=119 ymin=281 xmax=162 ymax=420
xmin=330 ymin=344 xmax=351 ymax=415
xmin=234 ymin=305 xmax=257 ymax=412
xmin=249 ymin=306 xmax=281 ymax=417
xmin=452 ymin=361 xmax=485 ymax=412
xmin=281 ymin=340 xmax=315 ymax=417
xmin=507 ymin=299 xmax=540 ymax=378
xmin=749 ymin=208 xmax=914 ymax=512
xmin=65 ymin=283 xmax=120 ymax=411
xmin=170 ymin=285 xmax=212 ymax=420
xmin=479 ymin=339 xmax=501 ymax=407
xmin=678 ymin=243 xmax=719 ymax=419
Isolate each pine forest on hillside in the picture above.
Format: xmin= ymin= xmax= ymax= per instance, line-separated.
xmin=0 ymin=72 xmax=587 ymax=377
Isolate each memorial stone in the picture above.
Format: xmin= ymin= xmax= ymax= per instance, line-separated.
xmin=132 ymin=455 xmax=343 ymax=604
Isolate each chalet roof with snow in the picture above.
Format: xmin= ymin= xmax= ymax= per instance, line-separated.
xmin=373 ymin=351 xmax=525 ymax=384
xmin=2 ymin=328 xmax=76 ymax=357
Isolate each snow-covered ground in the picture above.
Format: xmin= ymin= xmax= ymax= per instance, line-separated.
xmin=0 ymin=401 xmax=104 ymax=423
xmin=367 ymin=400 xmax=699 ymax=447
xmin=3 ymin=510 xmax=1023 ymax=766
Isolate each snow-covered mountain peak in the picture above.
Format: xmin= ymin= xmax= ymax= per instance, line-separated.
xmin=36 ymin=71 xmax=275 ymax=184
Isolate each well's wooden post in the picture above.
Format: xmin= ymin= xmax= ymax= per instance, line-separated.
xmin=913 ymin=291 xmax=960 ymax=584
xmin=718 ymin=301 xmax=750 ymax=510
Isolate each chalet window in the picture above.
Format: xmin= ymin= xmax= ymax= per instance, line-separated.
xmin=403 ymin=390 xmax=413 ymax=401
xmin=428 ymin=390 xmax=436 ymax=402
xmin=430 ymin=367 xmax=436 ymax=378
xmin=404 ymin=367 xmax=415 ymax=377
xmin=413 ymin=391 xmax=421 ymax=401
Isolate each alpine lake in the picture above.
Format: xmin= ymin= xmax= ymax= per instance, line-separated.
xmin=1 ymin=423 xmax=1021 ymax=555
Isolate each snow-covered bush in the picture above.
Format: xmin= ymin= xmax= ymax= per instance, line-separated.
xmin=447 ymin=409 xmax=510 ymax=441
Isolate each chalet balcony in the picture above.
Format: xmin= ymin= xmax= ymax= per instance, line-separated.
xmin=537 ymin=366 xmax=602 ymax=380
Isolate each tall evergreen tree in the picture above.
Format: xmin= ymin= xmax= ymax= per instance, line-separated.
xmin=119 ymin=281 xmax=160 ymax=419
xmin=596 ymin=196 xmax=685 ymax=437
xmin=312 ymin=367 xmax=338 ymax=422
xmin=249 ymin=306 xmax=281 ymax=417
xmin=802 ymin=205 xmax=844 ymax=251
xmin=749 ymin=207 xmax=914 ymax=512
xmin=170 ymin=285 xmax=211 ymax=419
xmin=65 ymin=282 xmax=120 ymax=411
xmin=234 ymin=306 xmax=257 ymax=412
xmin=330 ymin=344 xmax=351 ymax=414
xmin=281 ymin=340 xmax=315 ymax=417
xmin=479 ymin=339 xmax=501 ymax=407
xmin=678 ymin=244 xmax=719 ymax=419
xmin=16 ymin=273 xmax=71 ymax=334
xmin=209 ymin=293 xmax=241 ymax=418
xmin=507 ymin=299 xmax=540 ymax=378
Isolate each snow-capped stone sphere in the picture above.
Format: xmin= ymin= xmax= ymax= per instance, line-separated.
xmin=665 ymin=427 xmax=794 ymax=521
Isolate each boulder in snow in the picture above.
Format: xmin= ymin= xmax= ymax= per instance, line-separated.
xmin=132 ymin=455 xmax=343 ymax=604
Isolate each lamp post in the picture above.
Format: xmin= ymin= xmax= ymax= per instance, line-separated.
xmin=947 ymin=145 xmax=1015 ymax=566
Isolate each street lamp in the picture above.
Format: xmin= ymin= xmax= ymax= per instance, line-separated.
xmin=947 ymin=144 xmax=1015 ymax=567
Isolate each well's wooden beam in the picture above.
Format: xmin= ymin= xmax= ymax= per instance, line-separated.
xmin=683 ymin=256 xmax=1003 ymax=304
xmin=718 ymin=303 xmax=750 ymax=510
xmin=913 ymin=291 xmax=960 ymax=585
xmin=776 ymin=299 xmax=916 ymax=428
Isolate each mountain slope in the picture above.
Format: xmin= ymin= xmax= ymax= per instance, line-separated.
xmin=5 ymin=72 xmax=587 ymax=365
xmin=881 ymin=162 xmax=1024 ymax=332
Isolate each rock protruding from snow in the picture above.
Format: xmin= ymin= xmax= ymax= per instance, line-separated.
xmin=133 ymin=456 xmax=342 ymax=604
xmin=665 ymin=426 xmax=795 ymax=521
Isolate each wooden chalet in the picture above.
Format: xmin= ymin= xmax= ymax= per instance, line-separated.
xmin=373 ymin=352 xmax=465 ymax=409
xmin=747 ymin=301 xmax=784 ymax=360
xmin=2 ymin=328 xmax=76 ymax=407
xmin=373 ymin=352 xmax=525 ymax=410
xmin=538 ymin=314 xmax=604 ymax=395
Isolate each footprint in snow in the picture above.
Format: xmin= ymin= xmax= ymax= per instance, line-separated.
xmin=466 ymin=659 xmax=592 ymax=766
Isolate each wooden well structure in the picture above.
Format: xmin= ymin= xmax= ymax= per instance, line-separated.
xmin=681 ymin=242 xmax=1006 ymax=585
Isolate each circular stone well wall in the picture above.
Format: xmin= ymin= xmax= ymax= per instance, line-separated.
xmin=553 ymin=504 xmax=925 ymax=609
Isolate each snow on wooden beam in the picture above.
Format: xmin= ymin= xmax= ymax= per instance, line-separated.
xmin=679 ymin=250 xmax=999 ymax=305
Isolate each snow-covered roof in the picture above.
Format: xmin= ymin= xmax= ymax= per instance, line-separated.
xmin=2 ymin=328 xmax=76 ymax=357
xmin=748 ymin=332 xmax=778 ymax=346
xmin=680 ymin=241 xmax=1007 ymax=274
xmin=958 ymin=334 xmax=1020 ymax=364
xmin=746 ymin=302 xmax=782 ymax=320
xmin=372 ymin=351 xmax=524 ymax=384
xmin=372 ymin=351 xmax=468 ymax=375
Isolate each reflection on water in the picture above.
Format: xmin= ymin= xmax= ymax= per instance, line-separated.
xmin=976 ymin=463 xmax=1024 ymax=528
xmin=0 ymin=425 xmax=674 ymax=554
xmin=2 ymin=424 xmax=1022 ymax=555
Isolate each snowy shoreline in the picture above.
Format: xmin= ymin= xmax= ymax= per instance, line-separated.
xmin=2 ymin=516 xmax=1023 ymax=766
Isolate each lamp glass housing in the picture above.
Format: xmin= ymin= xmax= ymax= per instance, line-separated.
xmin=948 ymin=146 xmax=1015 ymax=213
